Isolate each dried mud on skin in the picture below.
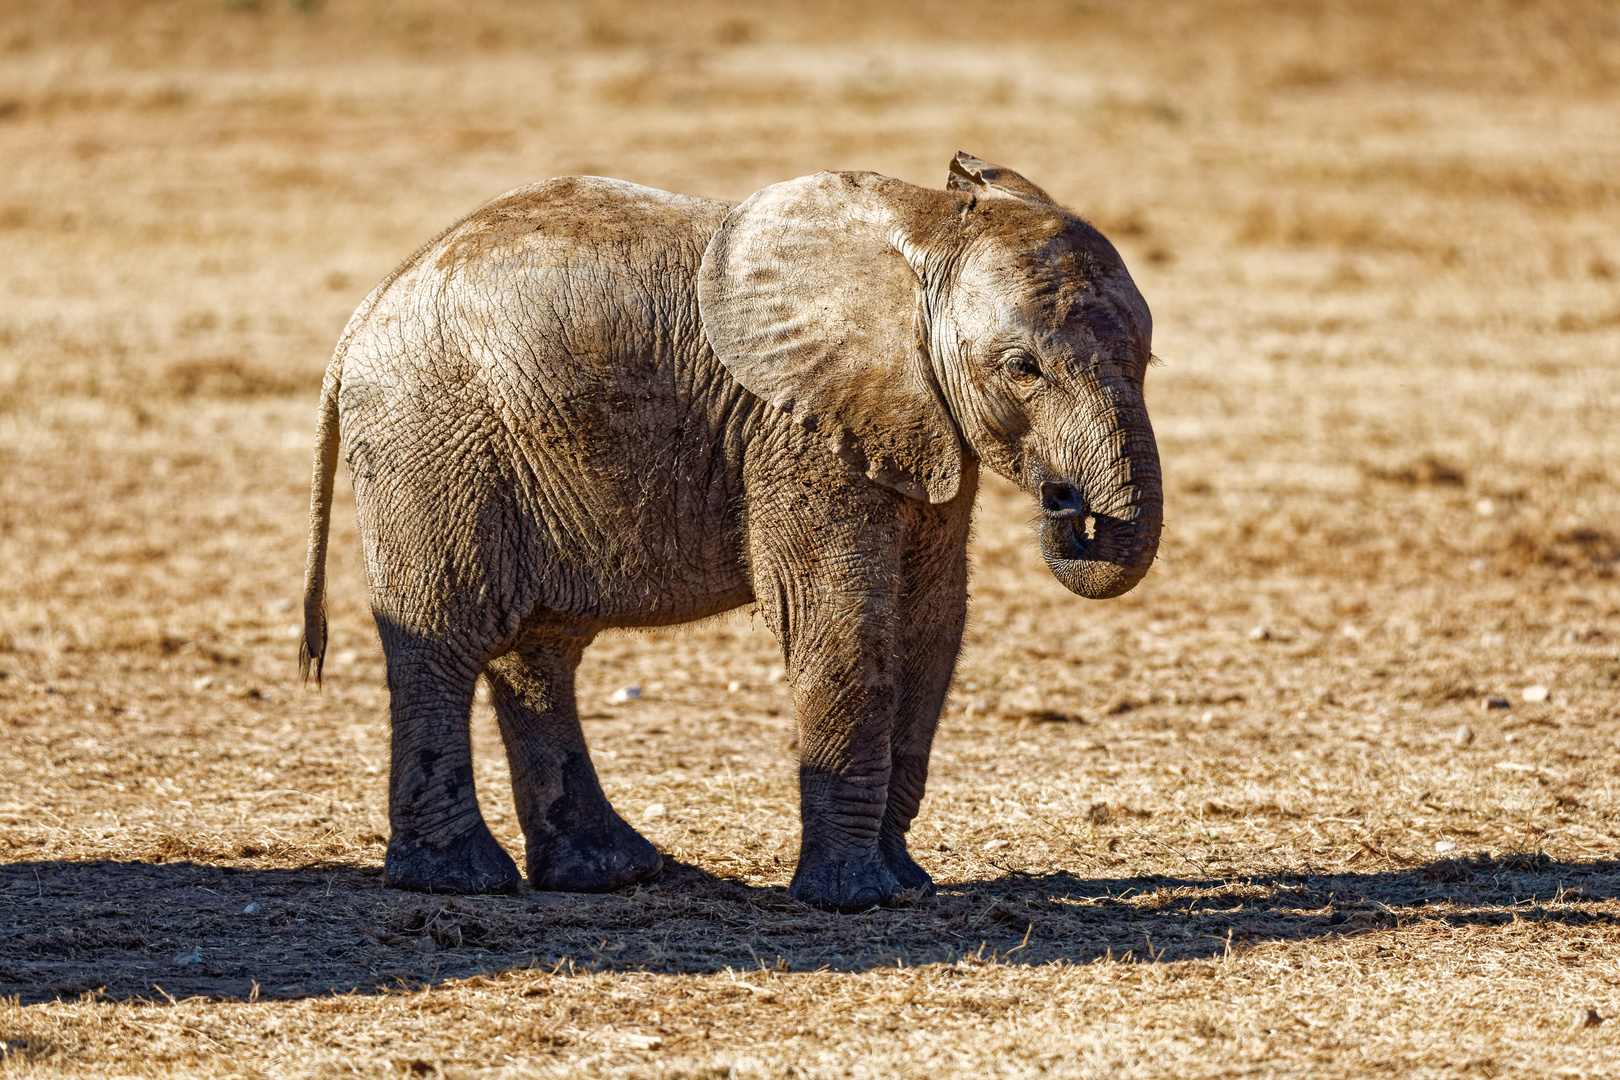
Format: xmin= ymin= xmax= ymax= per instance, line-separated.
xmin=4 ymin=0 xmax=1620 ymax=1076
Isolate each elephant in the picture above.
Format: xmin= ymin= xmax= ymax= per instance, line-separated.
xmin=300 ymin=152 xmax=1162 ymax=911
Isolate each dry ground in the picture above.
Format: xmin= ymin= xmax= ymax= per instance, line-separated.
xmin=3 ymin=1 xmax=1620 ymax=1076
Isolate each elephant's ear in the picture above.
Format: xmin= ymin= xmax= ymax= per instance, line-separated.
xmin=947 ymin=151 xmax=1054 ymax=205
xmin=698 ymin=171 xmax=963 ymax=504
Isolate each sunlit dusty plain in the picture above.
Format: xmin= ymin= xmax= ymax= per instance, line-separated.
xmin=3 ymin=1 xmax=1620 ymax=1075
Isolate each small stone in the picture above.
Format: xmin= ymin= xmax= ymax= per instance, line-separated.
xmin=726 ymin=680 xmax=742 ymax=693
xmin=982 ymin=839 xmax=1009 ymax=851
xmin=1475 ymin=498 xmax=1496 ymax=517
xmin=1452 ymin=724 xmax=1475 ymax=748
xmin=335 ymin=649 xmax=359 ymax=666
xmin=175 ymin=945 xmax=202 ymax=966
xmin=608 ymin=686 xmax=641 ymax=704
xmin=642 ymin=803 xmax=667 ymax=820
xmin=1248 ymin=625 xmax=1271 ymax=641
xmin=1522 ymin=684 xmax=1550 ymax=703
xmin=1434 ymin=840 xmax=1458 ymax=852
xmin=1482 ymin=695 xmax=1511 ymax=711
xmin=191 ymin=675 xmax=214 ymax=692
xmin=242 ymin=901 xmax=261 ymax=915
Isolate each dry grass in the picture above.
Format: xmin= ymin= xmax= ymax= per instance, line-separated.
xmin=3 ymin=0 xmax=1620 ymax=1075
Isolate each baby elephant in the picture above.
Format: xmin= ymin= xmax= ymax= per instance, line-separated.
xmin=301 ymin=153 xmax=1161 ymax=911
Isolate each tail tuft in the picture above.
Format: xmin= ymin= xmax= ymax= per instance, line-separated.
xmin=299 ymin=603 xmax=327 ymax=686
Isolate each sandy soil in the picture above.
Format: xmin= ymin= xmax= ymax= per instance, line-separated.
xmin=2 ymin=1 xmax=1620 ymax=1076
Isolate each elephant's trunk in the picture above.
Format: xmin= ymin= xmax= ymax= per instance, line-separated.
xmin=1038 ymin=420 xmax=1162 ymax=600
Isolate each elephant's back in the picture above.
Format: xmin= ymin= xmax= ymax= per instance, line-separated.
xmin=342 ymin=177 xmax=733 ymax=392
xmin=428 ymin=176 xmax=733 ymax=278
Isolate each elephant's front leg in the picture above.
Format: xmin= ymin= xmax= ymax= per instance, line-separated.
xmin=787 ymin=632 xmax=903 ymax=910
xmin=485 ymin=632 xmax=663 ymax=892
xmin=790 ymin=652 xmax=902 ymax=910
xmin=880 ymin=509 xmax=971 ymax=894
xmin=753 ymin=498 xmax=906 ymax=911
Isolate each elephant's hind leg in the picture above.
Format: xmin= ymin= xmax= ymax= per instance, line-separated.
xmin=380 ymin=631 xmax=521 ymax=894
xmin=486 ymin=632 xmax=663 ymax=892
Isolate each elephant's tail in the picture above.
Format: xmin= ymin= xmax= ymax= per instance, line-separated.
xmin=300 ymin=358 xmax=343 ymax=685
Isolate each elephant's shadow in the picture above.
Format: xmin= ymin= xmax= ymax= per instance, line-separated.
xmin=4 ymin=854 xmax=1617 ymax=1003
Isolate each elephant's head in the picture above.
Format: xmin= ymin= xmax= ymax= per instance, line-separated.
xmin=698 ymin=152 xmax=1161 ymax=599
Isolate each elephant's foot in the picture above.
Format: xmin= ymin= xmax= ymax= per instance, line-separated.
xmin=880 ymin=837 xmax=936 ymax=895
xmin=789 ymin=853 xmax=903 ymax=912
xmin=384 ymin=822 xmax=521 ymax=894
xmin=526 ymin=815 xmax=664 ymax=893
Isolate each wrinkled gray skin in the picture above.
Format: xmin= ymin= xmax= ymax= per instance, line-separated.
xmin=301 ymin=153 xmax=1162 ymax=911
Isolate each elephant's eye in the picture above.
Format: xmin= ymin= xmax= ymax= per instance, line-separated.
xmin=1004 ymin=352 xmax=1042 ymax=381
